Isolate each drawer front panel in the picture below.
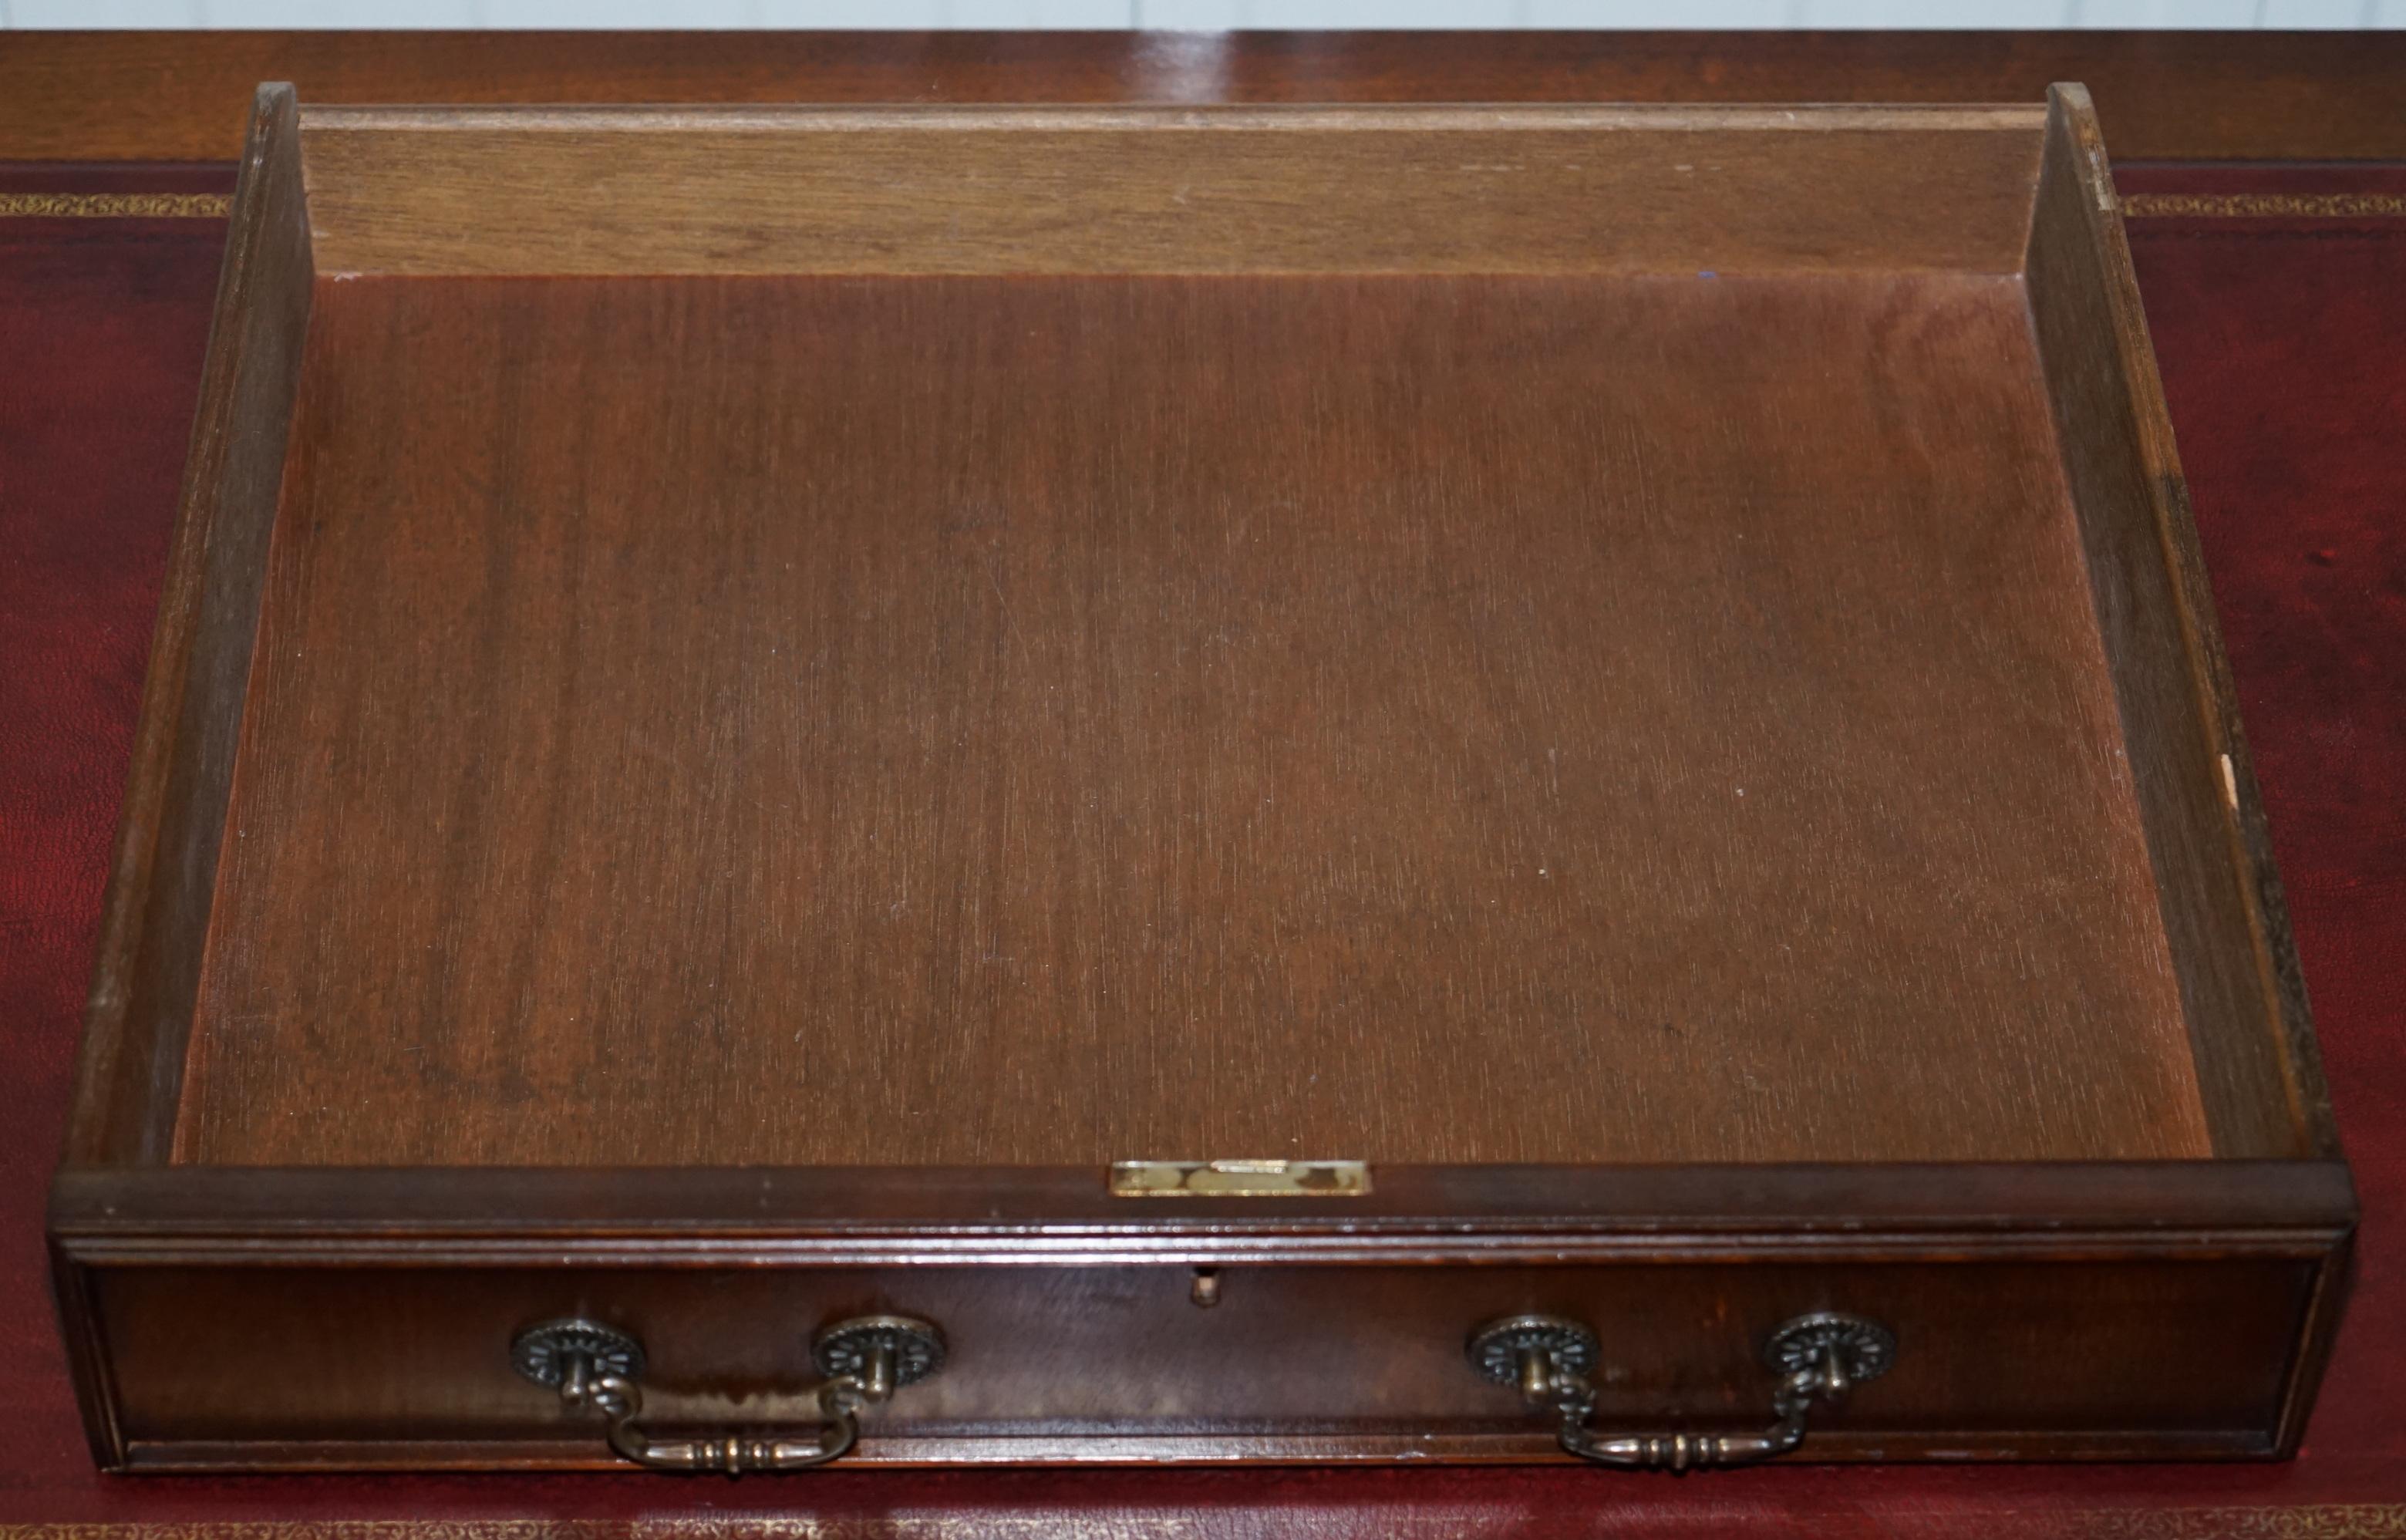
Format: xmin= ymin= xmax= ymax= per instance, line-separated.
xmin=89 ymin=1256 xmax=2312 ymax=1464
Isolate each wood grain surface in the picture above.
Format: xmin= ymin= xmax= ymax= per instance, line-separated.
xmin=295 ymin=105 xmax=2045 ymax=278
xmin=171 ymin=261 xmax=2209 ymax=1168
xmin=2024 ymin=86 xmax=2334 ymax=1162
xmin=5 ymin=31 xmax=2406 ymax=163
xmin=63 ymin=87 xmax=314 ymax=1169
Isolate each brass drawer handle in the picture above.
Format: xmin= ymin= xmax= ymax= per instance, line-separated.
xmin=1468 ymin=1310 xmax=1895 ymax=1471
xmin=511 ymin=1314 xmax=944 ymax=1474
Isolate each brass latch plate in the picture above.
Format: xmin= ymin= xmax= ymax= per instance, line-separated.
xmin=1108 ymin=1158 xmax=1371 ymax=1198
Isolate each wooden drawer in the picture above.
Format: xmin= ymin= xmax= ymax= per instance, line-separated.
xmin=51 ymin=84 xmax=2353 ymax=1472
xmin=59 ymin=1168 xmax=2347 ymax=1469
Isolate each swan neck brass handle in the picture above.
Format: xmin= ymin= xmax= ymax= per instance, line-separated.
xmin=513 ymin=1314 xmax=944 ymax=1474
xmin=1468 ymin=1311 xmax=1895 ymax=1472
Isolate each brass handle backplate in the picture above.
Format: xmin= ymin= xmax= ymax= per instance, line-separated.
xmin=512 ymin=1314 xmax=944 ymax=1474
xmin=1468 ymin=1310 xmax=1895 ymax=1471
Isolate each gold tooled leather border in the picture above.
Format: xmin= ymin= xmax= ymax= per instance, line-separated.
xmin=0 ymin=192 xmax=231 ymax=217
xmin=0 ymin=1528 xmax=1191 ymax=1539
xmin=2119 ymin=192 xmax=2406 ymax=219
xmin=5 ymin=1511 xmax=2406 ymax=1538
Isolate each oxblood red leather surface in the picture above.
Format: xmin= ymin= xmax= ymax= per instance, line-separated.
xmin=1 ymin=162 xmax=2401 ymax=1533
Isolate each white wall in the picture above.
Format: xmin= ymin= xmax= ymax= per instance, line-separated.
xmin=4 ymin=0 xmax=2400 ymax=25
